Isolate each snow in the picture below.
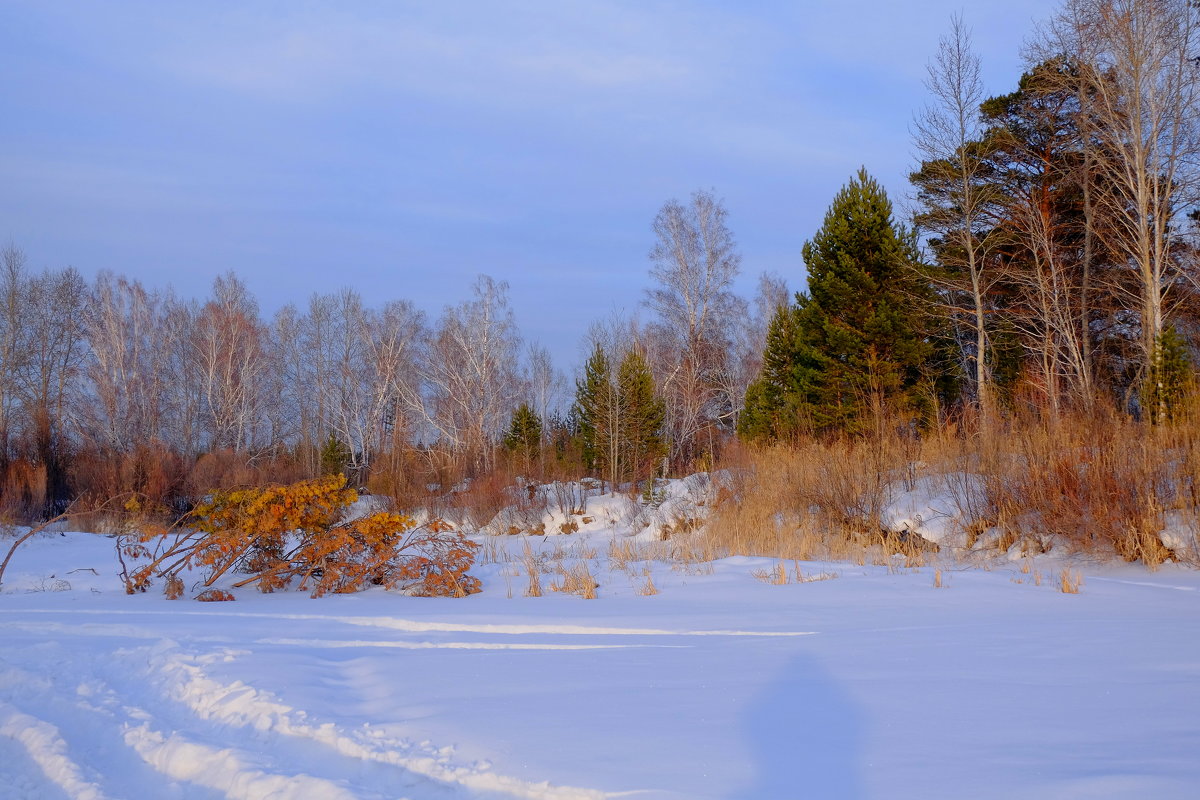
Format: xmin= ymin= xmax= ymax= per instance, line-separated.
xmin=879 ymin=474 xmax=969 ymax=547
xmin=3 ymin=518 xmax=1200 ymax=799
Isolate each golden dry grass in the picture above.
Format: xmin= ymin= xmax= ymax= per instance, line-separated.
xmin=705 ymin=407 xmax=1199 ymax=570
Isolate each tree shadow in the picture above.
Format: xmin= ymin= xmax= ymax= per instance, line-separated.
xmin=736 ymin=651 xmax=863 ymax=799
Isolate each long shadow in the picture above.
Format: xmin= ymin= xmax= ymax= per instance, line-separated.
xmin=737 ymin=651 xmax=863 ymax=799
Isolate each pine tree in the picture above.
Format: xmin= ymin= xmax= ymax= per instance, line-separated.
xmin=319 ymin=434 xmax=352 ymax=478
xmin=616 ymin=348 xmax=665 ymax=485
xmin=743 ymin=169 xmax=937 ymax=437
xmin=573 ymin=343 xmax=614 ymax=475
xmin=740 ymin=302 xmax=801 ymax=440
xmin=1145 ymin=325 xmax=1194 ymax=425
xmin=503 ymin=403 xmax=543 ymax=470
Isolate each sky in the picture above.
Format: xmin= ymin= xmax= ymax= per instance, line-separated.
xmin=1 ymin=1 xmax=1050 ymax=372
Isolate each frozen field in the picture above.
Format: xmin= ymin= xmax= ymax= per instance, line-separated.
xmin=2 ymin=530 xmax=1199 ymax=799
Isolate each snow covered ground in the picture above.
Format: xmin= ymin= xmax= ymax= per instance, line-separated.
xmin=3 ymin=527 xmax=1199 ymax=799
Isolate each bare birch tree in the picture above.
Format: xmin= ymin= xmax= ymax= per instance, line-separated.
xmin=645 ymin=189 xmax=743 ymax=468
xmin=191 ymin=273 xmax=266 ymax=452
xmin=912 ymin=14 xmax=1007 ymax=424
xmin=20 ymin=268 xmax=87 ymax=514
xmin=84 ymin=272 xmax=176 ymax=451
xmin=0 ymin=246 xmax=28 ymax=479
xmin=405 ymin=275 xmax=522 ymax=474
xmin=1045 ymin=0 xmax=1200 ymax=418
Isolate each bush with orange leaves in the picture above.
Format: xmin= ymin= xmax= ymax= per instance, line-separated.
xmin=120 ymin=475 xmax=481 ymax=599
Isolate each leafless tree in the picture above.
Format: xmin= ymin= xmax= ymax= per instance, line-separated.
xmin=0 ymin=246 xmax=28 ymax=477
xmin=645 ymin=189 xmax=743 ymax=468
xmin=1043 ymin=0 xmax=1200 ymax=418
xmin=19 ymin=268 xmax=88 ymax=514
xmin=191 ymin=273 xmax=267 ymax=452
xmin=344 ymin=297 xmax=424 ymax=476
xmin=405 ymin=275 xmax=522 ymax=474
xmin=912 ymin=14 xmax=1007 ymax=424
xmin=266 ymin=303 xmax=307 ymax=461
xmin=525 ymin=343 xmax=562 ymax=434
xmin=84 ymin=272 xmax=176 ymax=451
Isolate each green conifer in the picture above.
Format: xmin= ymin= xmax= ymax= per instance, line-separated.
xmin=503 ymin=403 xmax=543 ymax=466
xmin=616 ymin=348 xmax=665 ymax=484
xmin=743 ymin=169 xmax=937 ymax=436
xmin=572 ymin=344 xmax=613 ymax=473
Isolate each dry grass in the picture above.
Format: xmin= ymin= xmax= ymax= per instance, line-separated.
xmin=751 ymin=561 xmax=790 ymax=585
xmin=522 ymin=542 xmax=543 ymax=597
xmin=1059 ymin=568 xmax=1083 ymax=594
xmin=705 ymin=406 xmax=1199 ymax=570
xmin=551 ymin=562 xmax=598 ymax=599
xmin=752 ymin=559 xmax=838 ymax=584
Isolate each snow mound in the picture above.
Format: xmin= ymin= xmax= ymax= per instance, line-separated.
xmin=880 ymin=475 xmax=968 ymax=547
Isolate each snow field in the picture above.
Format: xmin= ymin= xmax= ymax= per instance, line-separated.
xmin=3 ymin=520 xmax=1200 ymax=799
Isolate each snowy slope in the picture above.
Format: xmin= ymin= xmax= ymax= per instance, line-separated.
xmin=2 ymin=529 xmax=1199 ymax=799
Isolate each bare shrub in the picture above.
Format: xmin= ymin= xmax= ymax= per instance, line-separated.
xmin=550 ymin=479 xmax=587 ymax=518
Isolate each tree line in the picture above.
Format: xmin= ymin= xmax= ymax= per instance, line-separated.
xmin=0 ymin=188 xmax=778 ymax=518
xmin=745 ymin=0 xmax=1200 ymax=439
xmin=2 ymin=0 xmax=1198 ymax=521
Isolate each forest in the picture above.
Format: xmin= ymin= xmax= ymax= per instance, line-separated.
xmin=2 ymin=0 xmax=1200 ymax=568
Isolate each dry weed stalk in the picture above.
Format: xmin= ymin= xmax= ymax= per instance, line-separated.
xmin=636 ymin=572 xmax=658 ymax=596
xmin=551 ymin=562 xmax=598 ymax=599
xmin=1059 ymin=568 xmax=1083 ymax=594
xmin=522 ymin=542 xmax=542 ymax=597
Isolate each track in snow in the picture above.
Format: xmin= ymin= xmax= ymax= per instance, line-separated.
xmin=0 ymin=633 xmax=614 ymax=799
xmin=2 ymin=612 xmax=810 ymax=799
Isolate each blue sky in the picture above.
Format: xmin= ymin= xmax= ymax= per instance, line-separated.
xmin=1 ymin=1 xmax=1048 ymax=371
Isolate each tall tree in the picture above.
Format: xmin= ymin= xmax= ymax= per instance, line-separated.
xmin=406 ymin=275 xmax=521 ymax=474
xmin=21 ymin=268 xmax=88 ymax=514
xmin=0 ymin=247 xmax=28 ymax=482
xmin=192 ymin=273 xmax=266 ymax=452
xmin=573 ymin=343 xmax=618 ymax=482
xmin=977 ymin=59 xmax=1099 ymax=415
xmin=646 ymin=189 xmax=744 ymax=468
xmin=1045 ymin=0 xmax=1200 ymax=419
xmin=911 ymin=14 xmax=1005 ymax=424
xmin=615 ymin=347 xmax=665 ymax=486
xmin=744 ymin=170 xmax=937 ymax=436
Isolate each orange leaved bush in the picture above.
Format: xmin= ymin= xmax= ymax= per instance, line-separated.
xmin=120 ymin=475 xmax=481 ymax=599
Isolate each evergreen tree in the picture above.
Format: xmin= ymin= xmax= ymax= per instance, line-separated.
xmin=319 ymin=434 xmax=351 ymax=478
xmin=572 ymin=344 xmax=665 ymax=486
xmin=572 ymin=343 xmax=613 ymax=474
xmin=743 ymin=169 xmax=937 ymax=436
xmin=502 ymin=403 xmax=543 ymax=469
xmin=616 ymin=348 xmax=665 ymax=484
xmin=1145 ymin=326 xmax=1194 ymax=425
xmin=740 ymin=302 xmax=801 ymax=440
